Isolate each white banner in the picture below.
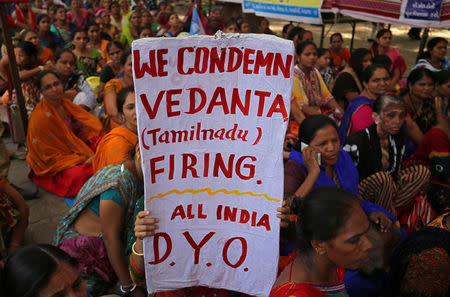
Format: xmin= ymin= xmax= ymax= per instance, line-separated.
xmin=132 ymin=32 xmax=293 ymax=297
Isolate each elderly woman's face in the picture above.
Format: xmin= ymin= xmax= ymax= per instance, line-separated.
xmin=378 ymin=103 xmax=407 ymax=135
xmin=40 ymin=73 xmax=63 ymax=101
xmin=38 ymin=262 xmax=87 ymax=297
xmin=320 ymin=201 xmax=372 ymax=270
xmin=309 ymin=125 xmax=340 ymax=166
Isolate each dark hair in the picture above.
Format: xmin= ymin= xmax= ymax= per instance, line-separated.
xmin=36 ymin=70 xmax=59 ymax=89
xmin=106 ymin=40 xmax=124 ymax=52
xmin=0 ymin=244 xmax=79 ymax=297
xmin=296 ymin=187 xmax=360 ymax=253
xmin=317 ymin=48 xmax=329 ymax=58
xmin=295 ymin=41 xmax=317 ymax=56
xmin=110 ymin=0 xmax=119 ymax=9
xmin=16 ymin=41 xmax=38 ymax=58
xmin=36 ymin=14 xmax=50 ymax=26
xmin=372 ymin=28 xmax=392 ymax=48
xmin=225 ymin=18 xmax=238 ymax=29
xmin=373 ymin=94 xmax=406 ymax=114
xmin=406 ymin=68 xmax=434 ymax=89
xmin=71 ymin=28 xmax=86 ymax=41
xmin=117 ymin=85 xmax=135 ymax=113
xmin=372 ymin=54 xmax=392 ymax=71
xmin=282 ymin=22 xmax=293 ymax=34
xmin=54 ymin=48 xmax=76 ymax=63
xmin=420 ymin=37 xmax=449 ymax=60
xmin=288 ymin=26 xmax=305 ymax=41
xmin=434 ymin=69 xmax=450 ymax=86
xmin=386 ymin=227 xmax=450 ymax=297
xmin=294 ymin=114 xmax=338 ymax=148
xmin=121 ymin=48 xmax=132 ymax=65
xmin=330 ymin=32 xmax=343 ymax=43
xmin=349 ymin=48 xmax=371 ymax=79
xmin=138 ymin=26 xmax=152 ymax=36
xmin=85 ymin=20 xmax=99 ymax=31
xmin=362 ymin=64 xmax=389 ymax=84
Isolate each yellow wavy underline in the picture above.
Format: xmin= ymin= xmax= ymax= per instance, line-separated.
xmin=147 ymin=187 xmax=280 ymax=203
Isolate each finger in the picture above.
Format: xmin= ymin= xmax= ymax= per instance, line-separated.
xmin=137 ymin=210 xmax=151 ymax=218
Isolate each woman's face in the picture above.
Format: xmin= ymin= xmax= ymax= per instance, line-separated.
xmin=102 ymin=12 xmax=111 ymax=25
xmin=130 ymin=12 xmax=141 ymax=27
xmin=377 ymin=103 xmax=407 ymax=135
xmin=24 ymin=31 xmax=40 ymax=47
xmin=55 ymin=52 xmax=75 ymax=78
xmin=241 ymin=22 xmax=251 ymax=33
xmin=168 ymin=14 xmax=180 ymax=28
xmin=317 ymin=51 xmax=331 ymax=69
xmin=15 ymin=48 xmax=30 ymax=67
xmin=71 ymin=0 xmax=82 ymax=10
xmin=139 ymin=28 xmax=152 ymax=38
xmin=377 ymin=32 xmax=392 ymax=48
xmin=309 ymin=125 xmax=340 ymax=166
xmin=361 ymin=53 xmax=373 ymax=71
xmin=410 ymin=76 xmax=434 ymax=100
xmin=111 ymin=3 xmax=120 ymax=14
xmin=124 ymin=55 xmax=133 ymax=77
xmin=55 ymin=7 xmax=66 ymax=21
xmin=87 ymin=25 xmax=100 ymax=42
xmin=321 ymin=202 xmax=372 ymax=271
xmin=38 ymin=262 xmax=87 ymax=297
xmin=224 ymin=24 xmax=239 ymax=33
xmin=122 ymin=92 xmax=137 ymax=132
xmin=298 ymin=45 xmax=318 ymax=70
xmin=301 ymin=31 xmax=313 ymax=42
xmin=108 ymin=44 xmax=123 ymax=64
xmin=331 ymin=35 xmax=343 ymax=50
xmin=142 ymin=11 xmax=152 ymax=25
xmin=437 ymin=81 xmax=450 ymax=98
xmin=38 ymin=16 xmax=51 ymax=32
xmin=101 ymin=0 xmax=111 ymax=9
xmin=430 ymin=41 xmax=448 ymax=60
xmin=364 ymin=68 xmax=390 ymax=98
xmin=73 ymin=32 xmax=88 ymax=49
xmin=40 ymin=73 xmax=64 ymax=101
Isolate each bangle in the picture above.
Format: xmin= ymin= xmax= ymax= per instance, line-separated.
xmin=120 ymin=282 xmax=136 ymax=293
xmin=132 ymin=241 xmax=144 ymax=257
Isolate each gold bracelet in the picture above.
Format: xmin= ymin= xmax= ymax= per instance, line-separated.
xmin=132 ymin=241 xmax=144 ymax=257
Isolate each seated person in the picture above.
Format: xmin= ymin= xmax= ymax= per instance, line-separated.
xmin=26 ymin=71 xmax=103 ymax=197
xmin=103 ymin=50 xmax=133 ymax=130
xmin=332 ymin=48 xmax=372 ymax=109
xmin=93 ymin=86 xmax=138 ymax=174
xmin=53 ymin=145 xmax=144 ymax=296
xmin=291 ymin=41 xmax=344 ymax=127
xmin=2 ymin=244 xmax=89 ymax=297
xmin=0 ymin=177 xmax=29 ymax=261
xmin=54 ymin=49 xmax=97 ymax=112
xmin=344 ymin=94 xmax=430 ymax=216
xmin=0 ymin=41 xmax=43 ymax=115
xmin=413 ymin=37 xmax=449 ymax=72
xmin=385 ymin=227 xmax=450 ymax=297
xmin=328 ymin=33 xmax=351 ymax=74
xmin=71 ymin=29 xmax=104 ymax=77
xmin=271 ymin=187 xmax=373 ymax=296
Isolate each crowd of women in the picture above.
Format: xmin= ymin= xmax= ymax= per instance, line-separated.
xmin=0 ymin=1 xmax=449 ymax=297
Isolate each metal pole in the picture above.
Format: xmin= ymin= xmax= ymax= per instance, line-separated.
xmin=350 ymin=21 xmax=356 ymax=52
xmin=416 ymin=28 xmax=430 ymax=61
xmin=319 ymin=24 xmax=325 ymax=48
xmin=0 ymin=6 xmax=28 ymax=141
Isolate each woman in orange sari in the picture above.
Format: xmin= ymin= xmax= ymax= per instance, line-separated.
xmin=93 ymin=86 xmax=137 ymax=174
xmin=27 ymin=71 xmax=103 ymax=197
xmin=103 ymin=50 xmax=132 ymax=130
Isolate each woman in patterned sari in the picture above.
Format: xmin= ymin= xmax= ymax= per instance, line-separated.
xmin=53 ymin=144 xmax=144 ymax=296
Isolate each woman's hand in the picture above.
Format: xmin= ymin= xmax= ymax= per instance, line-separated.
xmin=277 ymin=201 xmax=290 ymax=228
xmin=302 ymin=146 xmax=320 ymax=175
xmin=135 ymin=210 xmax=159 ymax=240
xmin=369 ymin=212 xmax=392 ymax=233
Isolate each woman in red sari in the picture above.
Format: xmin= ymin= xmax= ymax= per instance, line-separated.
xmin=271 ymin=187 xmax=373 ymax=297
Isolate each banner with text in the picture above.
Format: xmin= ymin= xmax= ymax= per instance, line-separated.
xmin=243 ymin=0 xmax=324 ymax=24
xmin=132 ymin=33 xmax=293 ymax=297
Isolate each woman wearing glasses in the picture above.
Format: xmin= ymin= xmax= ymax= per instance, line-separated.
xmin=26 ymin=71 xmax=103 ymax=197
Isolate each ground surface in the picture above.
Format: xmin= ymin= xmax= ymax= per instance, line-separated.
xmin=6 ymin=3 xmax=449 ymax=246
